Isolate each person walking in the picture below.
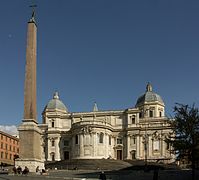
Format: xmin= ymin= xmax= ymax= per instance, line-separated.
xmin=99 ymin=171 xmax=106 ymax=180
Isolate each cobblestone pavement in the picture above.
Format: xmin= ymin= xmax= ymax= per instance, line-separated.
xmin=0 ymin=169 xmax=198 ymax=180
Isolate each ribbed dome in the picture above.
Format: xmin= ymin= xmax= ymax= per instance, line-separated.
xmin=136 ymin=83 xmax=164 ymax=107
xmin=45 ymin=92 xmax=68 ymax=112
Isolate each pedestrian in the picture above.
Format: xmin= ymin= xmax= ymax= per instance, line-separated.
xmin=17 ymin=166 xmax=22 ymax=174
xmin=99 ymin=171 xmax=106 ymax=180
xmin=36 ymin=166 xmax=41 ymax=174
xmin=22 ymin=166 xmax=29 ymax=175
xmin=36 ymin=166 xmax=39 ymax=172
xmin=12 ymin=166 xmax=17 ymax=174
xmin=153 ymin=168 xmax=159 ymax=180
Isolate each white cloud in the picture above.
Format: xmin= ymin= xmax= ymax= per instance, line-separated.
xmin=0 ymin=125 xmax=18 ymax=136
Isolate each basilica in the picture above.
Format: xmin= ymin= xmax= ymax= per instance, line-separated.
xmin=39 ymin=83 xmax=175 ymax=163
xmin=16 ymin=9 xmax=176 ymax=172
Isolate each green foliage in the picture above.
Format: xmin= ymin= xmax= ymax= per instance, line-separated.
xmin=167 ymin=103 xmax=199 ymax=162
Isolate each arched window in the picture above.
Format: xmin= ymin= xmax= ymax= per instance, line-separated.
xmin=99 ymin=133 xmax=104 ymax=143
xmin=52 ymin=121 xmax=55 ymax=128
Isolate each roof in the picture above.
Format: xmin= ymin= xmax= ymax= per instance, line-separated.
xmin=0 ymin=131 xmax=19 ymax=140
xmin=44 ymin=92 xmax=68 ymax=112
xmin=136 ymin=83 xmax=164 ymax=106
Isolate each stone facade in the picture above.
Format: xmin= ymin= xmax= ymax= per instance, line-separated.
xmin=0 ymin=131 xmax=19 ymax=165
xmin=39 ymin=83 xmax=175 ymax=163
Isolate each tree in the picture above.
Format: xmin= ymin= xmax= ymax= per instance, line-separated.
xmin=167 ymin=103 xmax=199 ymax=180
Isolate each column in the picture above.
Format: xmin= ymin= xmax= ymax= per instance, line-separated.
xmin=80 ymin=134 xmax=84 ymax=157
xmin=140 ymin=136 xmax=143 ymax=158
xmin=136 ymin=135 xmax=140 ymax=158
xmin=126 ymin=135 xmax=130 ymax=159
xmin=162 ymin=138 xmax=165 ymax=157
xmin=148 ymin=135 xmax=152 ymax=158
xmin=55 ymin=136 xmax=61 ymax=161
xmin=47 ymin=138 xmax=51 ymax=161
xmin=160 ymin=138 xmax=164 ymax=157
xmin=105 ymin=133 xmax=108 ymax=158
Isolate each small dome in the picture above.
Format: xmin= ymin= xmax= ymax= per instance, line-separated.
xmin=45 ymin=92 xmax=68 ymax=112
xmin=136 ymin=83 xmax=164 ymax=107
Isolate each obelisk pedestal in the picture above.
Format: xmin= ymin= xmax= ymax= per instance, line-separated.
xmin=16 ymin=121 xmax=44 ymax=172
xmin=15 ymin=9 xmax=44 ymax=172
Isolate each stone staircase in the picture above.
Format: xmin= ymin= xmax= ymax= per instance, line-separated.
xmin=45 ymin=159 xmax=132 ymax=170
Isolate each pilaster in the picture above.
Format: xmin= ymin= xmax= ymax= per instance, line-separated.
xmin=55 ymin=136 xmax=61 ymax=161
xmin=136 ymin=135 xmax=140 ymax=158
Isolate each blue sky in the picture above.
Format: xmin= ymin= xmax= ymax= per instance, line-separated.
xmin=0 ymin=0 xmax=199 ymax=125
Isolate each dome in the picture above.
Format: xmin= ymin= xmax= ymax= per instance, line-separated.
xmin=136 ymin=83 xmax=164 ymax=107
xmin=45 ymin=92 xmax=68 ymax=112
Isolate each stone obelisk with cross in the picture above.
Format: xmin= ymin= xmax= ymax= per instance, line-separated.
xmin=15 ymin=6 xmax=44 ymax=172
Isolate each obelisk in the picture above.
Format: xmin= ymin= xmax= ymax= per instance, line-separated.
xmin=15 ymin=7 xmax=44 ymax=172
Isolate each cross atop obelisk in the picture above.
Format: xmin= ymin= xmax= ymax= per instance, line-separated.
xmin=29 ymin=4 xmax=37 ymax=23
xmin=23 ymin=4 xmax=37 ymax=121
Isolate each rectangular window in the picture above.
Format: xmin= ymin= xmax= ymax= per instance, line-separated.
xmin=1 ymin=152 xmax=3 ymax=159
xmin=52 ymin=153 xmax=55 ymax=161
xmin=130 ymin=136 xmax=136 ymax=146
xmin=99 ymin=133 xmax=104 ymax=143
xmin=5 ymin=153 xmax=8 ymax=159
xmin=149 ymin=110 xmax=153 ymax=117
xmin=84 ymin=135 xmax=90 ymax=145
xmin=10 ymin=145 xmax=12 ymax=151
xmin=13 ymin=146 xmax=15 ymax=152
xmin=153 ymin=140 xmax=160 ymax=151
xmin=1 ymin=135 xmax=3 ymax=140
xmin=5 ymin=144 xmax=7 ymax=150
xmin=52 ymin=140 xmax=55 ymax=147
xmin=75 ymin=135 xmax=79 ymax=145
xmin=10 ymin=154 xmax=12 ymax=160
xmin=166 ymin=142 xmax=170 ymax=150
xmin=117 ymin=138 xmax=122 ymax=144
xmin=1 ymin=143 xmax=3 ymax=149
xmin=133 ymin=136 xmax=136 ymax=144
xmin=109 ymin=136 xmax=111 ymax=145
xmin=131 ymin=116 xmax=135 ymax=124
xmin=159 ymin=111 xmax=162 ymax=117
xmin=64 ymin=140 xmax=69 ymax=146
